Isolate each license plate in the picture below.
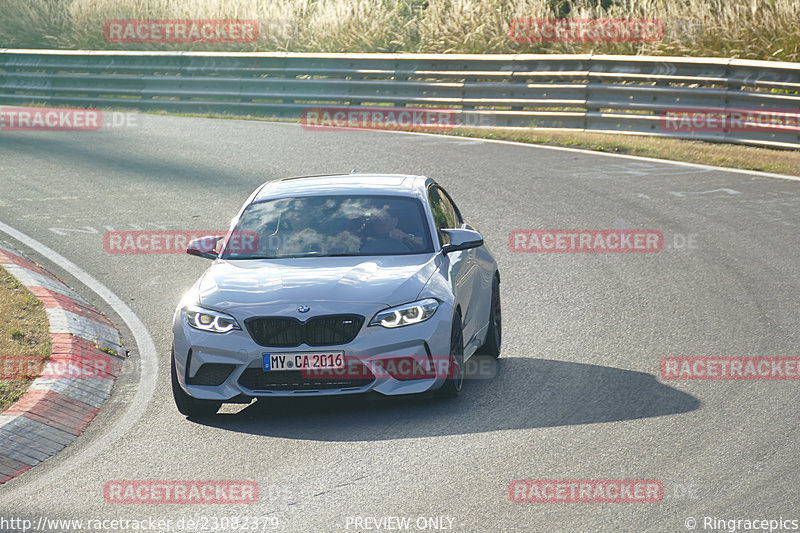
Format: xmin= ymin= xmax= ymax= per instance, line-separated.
xmin=263 ymin=352 xmax=345 ymax=371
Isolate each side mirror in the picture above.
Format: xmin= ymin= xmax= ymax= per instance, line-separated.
xmin=187 ymin=235 xmax=223 ymax=259
xmin=441 ymin=229 xmax=483 ymax=254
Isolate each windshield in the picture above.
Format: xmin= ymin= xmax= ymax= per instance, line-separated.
xmin=221 ymin=194 xmax=434 ymax=259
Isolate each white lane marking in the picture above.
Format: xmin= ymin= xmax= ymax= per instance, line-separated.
xmin=567 ymin=161 xmax=712 ymax=179
xmin=48 ymin=223 xmax=170 ymax=236
xmin=668 ymin=188 xmax=743 ymax=198
xmin=14 ymin=196 xmax=81 ymax=203
xmin=0 ymin=220 xmax=158 ymax=503
xmin=440 ymin=139 xmax=487 ymax=145
xmin=47 ymin=226 xmax=99 ymax=236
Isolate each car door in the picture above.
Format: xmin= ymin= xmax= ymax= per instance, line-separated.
xmin=428 ymin=185 xmax=479 ymax=349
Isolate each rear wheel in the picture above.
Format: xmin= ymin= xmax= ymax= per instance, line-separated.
xmin=171 ymin=348 xmax=221 ymax=417
xmin=437 ymin=312 xmax=464 ymax=398
xmin=476 ymin=276 xmax=501 ymax=358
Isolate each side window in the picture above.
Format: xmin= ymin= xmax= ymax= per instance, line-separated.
xmin=438 ymin=186 xmax=463 ymax=227
xmin=428 ymin=185 xmax=459 ymax=246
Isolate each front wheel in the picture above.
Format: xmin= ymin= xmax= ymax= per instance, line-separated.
xmin=437 ymin=312 xmax=464 ymax=399
xmin=171 ymin=348 xmax=221 ymax=417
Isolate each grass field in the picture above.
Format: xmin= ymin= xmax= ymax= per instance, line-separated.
xmin=0 ymin=266 xmax=51 ymax=414
xmin=0 ymin=0 xmax=798 ymax=62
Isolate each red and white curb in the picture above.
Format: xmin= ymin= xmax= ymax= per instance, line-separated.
xmin=0 ymin=242 xmax=125 ymax=484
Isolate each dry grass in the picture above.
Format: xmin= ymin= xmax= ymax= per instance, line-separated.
xmin=0 ymin=0 xmax=799 ymax=61
xmin=448 ymin=127 xmax=800 ymax=175
xmin=0 ymin=266 xmax=51 ymax=414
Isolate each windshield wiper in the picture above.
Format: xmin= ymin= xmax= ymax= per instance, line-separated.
xmin=224 ymin=255 xmax=278 ymax=260
xmin=225 ymin=253 xmax=362 ymax=259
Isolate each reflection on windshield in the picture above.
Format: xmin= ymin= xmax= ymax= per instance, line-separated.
xmin=221 ymin=195 xmax=433 ymax=259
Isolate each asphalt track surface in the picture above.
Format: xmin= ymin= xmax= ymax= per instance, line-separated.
xmin=0 ymin=114 xmax=798 ymax=532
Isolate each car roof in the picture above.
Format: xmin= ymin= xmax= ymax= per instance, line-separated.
xmin=253 ymin=173 xmax=431 ymax=201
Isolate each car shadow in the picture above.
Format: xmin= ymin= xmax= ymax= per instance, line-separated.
xmin=192 ymin=357 xmax=700 ymax=440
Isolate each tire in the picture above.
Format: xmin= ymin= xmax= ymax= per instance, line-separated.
xmin=437 ymin=312 xmax=464 ymax=398
xmin=476 ymin=275 xmax=501 ymax=358
xmin=171 ymin=348 xmax=221 ymax=417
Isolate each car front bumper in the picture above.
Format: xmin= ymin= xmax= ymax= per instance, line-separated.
xmin=172 ymin=300 xmax=454 ymax=400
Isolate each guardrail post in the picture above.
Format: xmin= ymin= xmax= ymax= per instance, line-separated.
xmin=722 ymin=58 xmax=736 ymax=145
xmin=583 ymin=53 xmax=594 ymax=133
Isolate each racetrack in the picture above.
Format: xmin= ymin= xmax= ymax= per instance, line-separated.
xmin=1 ymin=114 xmax=799 ymax=532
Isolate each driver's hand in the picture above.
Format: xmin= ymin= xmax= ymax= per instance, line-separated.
xmin=388 ymin=228 xmax=406 ymax=241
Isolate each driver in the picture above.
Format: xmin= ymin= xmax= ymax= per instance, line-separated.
xmin=362 ymin=207 xmax=423 ymax=252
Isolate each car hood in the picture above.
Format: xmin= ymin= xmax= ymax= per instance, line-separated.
xmin=197 ymin=254 xmax=439 ymax=310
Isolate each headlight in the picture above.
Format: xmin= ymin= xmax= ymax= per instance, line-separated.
xmin=369 ymin=298 xmax=439 ymax=328
xmin=184 ymin=305 xmax=241 ymax=333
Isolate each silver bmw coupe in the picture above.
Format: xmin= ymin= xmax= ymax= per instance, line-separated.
xmin=171 ymin=173 xmax=501 ymax=416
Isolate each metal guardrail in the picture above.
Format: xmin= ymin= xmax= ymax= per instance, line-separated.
xmin=1 ymin=49 xmax=799 ymax=149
